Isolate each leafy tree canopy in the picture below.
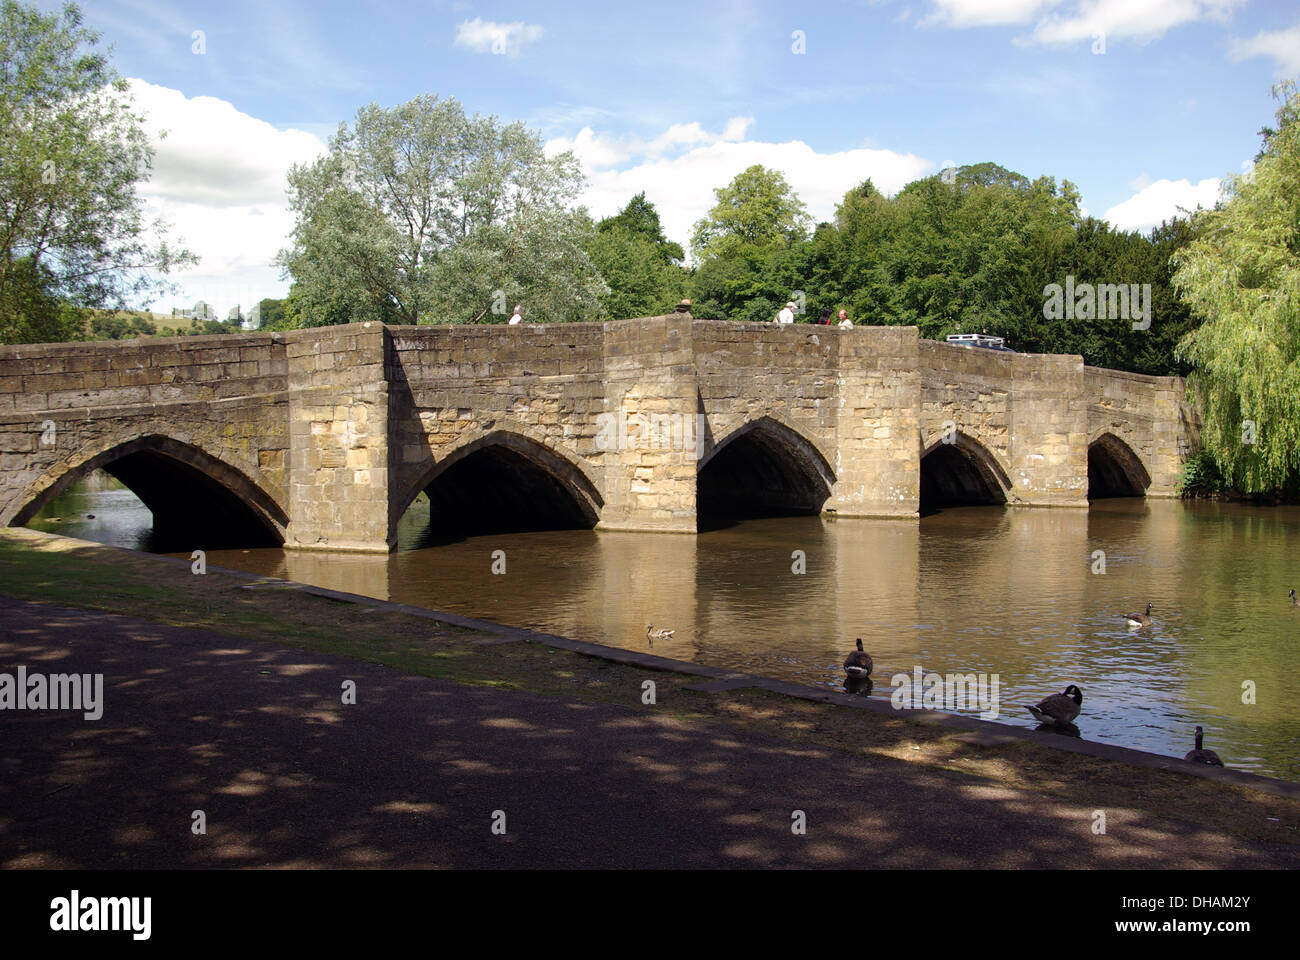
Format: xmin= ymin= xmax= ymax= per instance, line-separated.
xmin=1174 ymin=80 xmax=1300 ymax=493
xmin=690 ymin=164 xmax=811 ymax=263
xmin=597 ymin=192 xmax=684 ymax=264
xmin=0 ymin=0 xmax=195 ymax=344
xmin=278 ymin=93 xmax=607 ymax=325
xmin=586 ymin=193 xmax=688 ymax=319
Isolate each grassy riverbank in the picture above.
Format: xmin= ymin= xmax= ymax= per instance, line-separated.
xmin=1 ymin=526 xmax=1297 ymax=851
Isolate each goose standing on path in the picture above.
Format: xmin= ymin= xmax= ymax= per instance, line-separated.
xmin=1124 ymin=603 xmax=1153 ymax=629
xmin=843 ymin=638 xmax=873 ymax=678
xmin=1183 ymin=725 xmax=1224 ymax=766
xmin=1024 ymin=685 xmax=1083 ymax=727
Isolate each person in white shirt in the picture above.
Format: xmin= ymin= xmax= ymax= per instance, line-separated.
xmin=838 ymin=309 xmax=853 ymax=329
xmin=508 ymin=304 xmax=523 ymax=325
xmin=776 ymin=301 xmax=795 ymax=324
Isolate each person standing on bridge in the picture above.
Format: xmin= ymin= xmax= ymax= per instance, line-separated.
xmin=838 ymin=309 xmax=853 ymax=329
xmin=818 ymin=307 xmax=833 ymax=325
xmin=508 ymin=304 xmax=523 ymax=325
xmin=777 ymin=301 xmax=795 ymax=324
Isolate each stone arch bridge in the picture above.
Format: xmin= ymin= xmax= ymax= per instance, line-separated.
xmin=0 ymin=314 xmax=1194 ymax=553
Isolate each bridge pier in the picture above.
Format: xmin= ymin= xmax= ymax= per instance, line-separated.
xmin=1003 ymin=354 xmax=1090 ymax=507
xmin=592 ymin=314 xmax=698 ymax=534
xmin=283 ymin=322 xmax=394 ymax=553
xmin=827 ymin=325 xmax=922 ymax=518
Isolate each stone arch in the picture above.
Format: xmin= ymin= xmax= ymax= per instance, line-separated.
xmin=394 ymin=426 xmax=604 ymax=541
xmin=8 ymin=433 xmax=287 ymax=548
xmin=700 ymin=409 xmax=836 ymax=472
xmin=919 ymin=429 xmax=1012 ymax=508
xmin=1087 ymin=430 xmax=1151 ymax=498
xmin=697 ymin=415 xmax=836 ymax=525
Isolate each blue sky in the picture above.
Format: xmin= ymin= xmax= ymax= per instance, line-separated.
xmin=50 ymin=0 xmax=1300 ymax=315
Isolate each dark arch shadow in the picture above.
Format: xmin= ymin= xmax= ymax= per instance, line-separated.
xmin=12 ymin=435 xmax=286 ymax=551
xmin=1088 ymin=433 xmax=1151 ymax=499
xmin=696 ymin=417 xmax=835 ymax=531
xmin=919 ymin=433 xmax=1011 ymax=516
xmin=397 ymin=432 xmax=603 ymax=546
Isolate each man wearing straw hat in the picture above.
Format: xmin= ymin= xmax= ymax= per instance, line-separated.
xmin=776 ymin=301 xmax=795 ymax=324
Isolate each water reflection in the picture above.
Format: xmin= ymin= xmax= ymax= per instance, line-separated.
xmin=21 ymin=476 xmax=1300 ymax=783
xmin=1034 ymin=722 xmax=1082 ymax=739
xmin=843 ymin=675 xmax=873 ymax=697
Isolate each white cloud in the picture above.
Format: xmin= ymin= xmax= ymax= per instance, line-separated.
xmin=1102 ymin=176 xmax=1221 ymax=232
xmin=1027 ymin=0 xmax=1242 ymax=46
xmin=920 ymin=0 xmax=1061 ymax=28
xmin=920 ymin=0 xmax=1244 ymax=45
xmin=548 ymin=120 xmax=932 ymax=257
xmin=547 ymin=115 xmax=758 ymax=170
xmin=454 ymin=17 xmax=544 ymax=58
xmin=546 ymin=127 xmax=632 ymax=170
xmin=125 ymin=80 xmax=328 ymax=312
xmin=721 ymin=117 xmax=755 ymax=141
xmin=1229 ymin=23 xmax=1300 ymax=77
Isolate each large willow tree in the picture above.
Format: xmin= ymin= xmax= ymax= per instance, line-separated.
xmin=1174 ymin=82 xmax=1300 ymax=493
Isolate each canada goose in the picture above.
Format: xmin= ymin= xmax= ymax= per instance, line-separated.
xmin=646 ymin=624 xmax=675 ymax=643
xmin=1024 ymin=685 xmax=1083 ymax=727
xmin=1290 ymin=589 xmax=1297 ymax=607
xmin=1124 ymin=603 xmax=1152 ymax=629
xmin=1183 ymin=725 xmax=1224 ymax=766
xmin=843 ymin=638 xmax=873 ymax=677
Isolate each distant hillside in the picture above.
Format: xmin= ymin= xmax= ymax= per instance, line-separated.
xmin=82 ymin=309 xmax=245 ymax=341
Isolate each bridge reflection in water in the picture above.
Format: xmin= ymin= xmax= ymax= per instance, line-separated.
xmin=26 ymin=476 xmax=1300 ymax=784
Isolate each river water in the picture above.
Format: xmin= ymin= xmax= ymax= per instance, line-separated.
xmin=25 ymin=475 xmax=1300 ymax=782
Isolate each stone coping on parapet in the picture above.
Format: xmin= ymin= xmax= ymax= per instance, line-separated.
xmin=7 ymin=524 xmax=1290 ymax=801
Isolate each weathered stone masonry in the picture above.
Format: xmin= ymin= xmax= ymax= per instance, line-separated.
xmin=0 ymin=314 xmax=1193 ymax=553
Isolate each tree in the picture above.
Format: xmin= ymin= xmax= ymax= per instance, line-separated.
xmin=880 ymin=167 xmax=1081 ymax=343
xmin=687 ymin=166 xmax=812 ymax=320
xmin=257 ymin=296 xmax=288 ymax=329
xmin=89 ymin=311 xmax=155 ymax=340
xmin=586 ymin=194 xmax=688 ymax=319
xmin=0 ymin=0 xmax=195 ymax=344
xmin=1174 ymin=81 xmax=1300 ymax=494
xmin=691 ymin=164 xmax=811 ymax=263
xmin=278 ymin=94 xmax=607 ymax=325
xmin=1020 ymin=215 xmax=1200 ymax=374
xmin=818 ymin=179 xmax=898 ymax=324
xmin=597 ymin=192 xmax=684 ymax=263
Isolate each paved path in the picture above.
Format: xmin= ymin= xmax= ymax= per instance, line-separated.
xmin=1 ymin=596 xmax=1295 ymax=869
